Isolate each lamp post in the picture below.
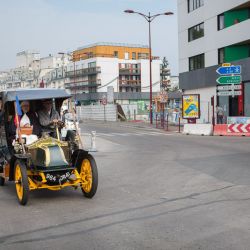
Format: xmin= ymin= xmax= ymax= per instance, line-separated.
xmin=124 ymin=10 xmax=173 ymax=124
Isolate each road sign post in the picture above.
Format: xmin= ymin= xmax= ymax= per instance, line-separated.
xmin=216 ymin=65 xmax=241 ymax=75
xmin=216 ymin=75 xmax=241 ymax=84
xmin=216 ymin=64 xmax=242 ymax=99
xmin=101 ymin=95 xmax=107 ymax=122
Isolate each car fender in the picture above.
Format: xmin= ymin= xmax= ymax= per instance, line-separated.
xmin=9 ymin=154 xmax=31 ymax=181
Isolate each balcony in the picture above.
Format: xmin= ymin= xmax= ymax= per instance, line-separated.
xmin=119 ymin=68 xmax=141 ymax=76
xmin=73 ymin=53 xmax=114 ymax=61
xmin=65 ymin=79 xmax=101 ymax=89
xmin=119 ymin=80 xmax=141 ymax=88
xmin=137 ymin=56 xmax=160 ymax=60
xmin=66 ymin=67 xmax=101 ymax=78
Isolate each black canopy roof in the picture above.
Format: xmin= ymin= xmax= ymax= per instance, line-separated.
xmin=1 ymin=88 xmax=71 ymax=103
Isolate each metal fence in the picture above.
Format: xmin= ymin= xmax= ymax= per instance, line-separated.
xmin=76 ymin=104 xmax=117 ymax=122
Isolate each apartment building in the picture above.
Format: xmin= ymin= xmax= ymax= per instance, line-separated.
xmin=0 ymin=51 xmax=70 ymax=90
xmin=178 ymin=0 xmax=250 ymax=122
xmin=65 ymin=42 xmax=168 ymax=95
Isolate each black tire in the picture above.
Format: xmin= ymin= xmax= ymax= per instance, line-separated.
xmin=0 ymin=176 xmax=5 ymax=186
xmin=66 ymin=130 xmax=79 ymax=151
xmin=79 ymin=154 xmax=98 ymax=198
xmin=14 ymin=160 xmax=29 ymax=206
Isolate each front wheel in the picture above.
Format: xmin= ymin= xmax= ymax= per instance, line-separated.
xmin=79 ymin=154 xmax=98 ymax=198
xmin=14 ymin=160 xmax=29 ymax=205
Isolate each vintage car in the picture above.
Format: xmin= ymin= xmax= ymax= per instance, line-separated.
xmin=0 ymin=88 xmax=98 ymax=205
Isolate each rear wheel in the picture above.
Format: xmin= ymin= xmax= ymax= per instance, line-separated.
xmin=14 ymin=160 xmax=29 ymax=205
xmin=79 ymin=154 xmax=98 ymax=198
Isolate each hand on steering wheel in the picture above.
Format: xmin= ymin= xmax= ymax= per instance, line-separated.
xmin=52 ymin=119 xmax=64 ymax=128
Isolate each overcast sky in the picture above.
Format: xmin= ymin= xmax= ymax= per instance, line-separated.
xmin=0 ymin=0 xmax=178 ymax=74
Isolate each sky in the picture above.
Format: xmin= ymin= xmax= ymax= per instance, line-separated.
xmin=0 ymin=0 xmax=178 ymax=74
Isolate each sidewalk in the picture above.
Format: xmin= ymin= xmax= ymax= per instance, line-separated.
xmin=80 ymin=119 xmax=183 ymax=133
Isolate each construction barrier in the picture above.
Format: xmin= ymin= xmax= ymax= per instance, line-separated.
xmin=183 ymin=124 xmax=213 ymax=136
xmin=214 ymin=124 xmax=250 ymax=136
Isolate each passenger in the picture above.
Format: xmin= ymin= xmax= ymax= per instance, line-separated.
xmin=10 ymin=101 xmax=41 ymax=137
xmin=38 ymin=99 xmax=63 ymax=137
xmin=62 ymin=109 xmax=68 ymax=123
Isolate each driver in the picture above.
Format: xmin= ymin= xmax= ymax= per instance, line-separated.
xmin=38 ymin=99 xmax=63 ymax=134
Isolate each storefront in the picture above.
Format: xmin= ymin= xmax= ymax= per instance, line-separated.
xmin=180 ymin=57 xmax=250 ymax=124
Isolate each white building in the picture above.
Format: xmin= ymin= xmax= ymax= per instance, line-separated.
xmin=0 ymin=51 xmax=70 ymax=90
xmin=16 ymin=50 xmax=40 ymax=69
xmin=66 ymin=57 xmax=163 ymax=94
xmin=65 ymin=42 xmax=170 ymax=95
xmin=178 ymin=0 xmax=250 ymax=123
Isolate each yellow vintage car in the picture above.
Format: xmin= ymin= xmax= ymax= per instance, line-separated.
xmin=0 ymin=89 xmax=98 ymax=205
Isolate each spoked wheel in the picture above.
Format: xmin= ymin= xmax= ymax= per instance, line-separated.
xmin=14 ymin=160 xmax=29 ymax=205
xmin=79 ymin=154 xmax=98 ymax=198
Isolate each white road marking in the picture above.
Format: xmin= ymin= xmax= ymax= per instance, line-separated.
xmin=82 ymin=132 xmax=174 ymax=137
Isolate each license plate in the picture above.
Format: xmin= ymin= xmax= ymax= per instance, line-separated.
xmin=46 ymin=172 xmax=71 ymax=182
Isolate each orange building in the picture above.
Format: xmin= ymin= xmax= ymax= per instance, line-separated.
xmin=73 ymin=42 xmax=150 ymax=61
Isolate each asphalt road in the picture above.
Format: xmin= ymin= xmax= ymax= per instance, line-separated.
xmin=1 ymin=122 xmax=250 ymax=250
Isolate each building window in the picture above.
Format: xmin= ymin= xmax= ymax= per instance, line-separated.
xmin=188 ymin=22 xmax=204 ymax=41
xmin=114 ymin=51 xmax=118 ymax=58
xmin=132 ymin=52 xmax=136 ymax=60
xmin=188 ymin=0 xmax=204 ymax=13
xmin=189 ymin=53 xmax=204 ymax=71
xmin=138 ymin=53 xmax=149 ymax=59
xmin=88 ymin=62 xmax=96 ymax=68
xmin=125 ymin=52 xmax=129 ymax=60
xmin=218 ymin=14 xmax=225 ymax=30
xmin=218 ymin=48 xmax=225 ymax=64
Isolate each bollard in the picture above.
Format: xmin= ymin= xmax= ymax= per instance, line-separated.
xmin=178 ymin=116 xmax=181 ymax=133
xmin=89 ymin=131 xmax=97 ymax=152
xmin=166 ymin=114 xmax=169 ymax=131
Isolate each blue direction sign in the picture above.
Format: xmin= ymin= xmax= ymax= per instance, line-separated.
xmin=216 ymin=65 xmax=241 ymax=75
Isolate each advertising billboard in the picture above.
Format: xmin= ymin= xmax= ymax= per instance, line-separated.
xmin=182 ymin=94 xmax=200 ymax=119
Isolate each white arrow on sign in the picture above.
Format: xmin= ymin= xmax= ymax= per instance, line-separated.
xmin=217 ymin=85 xmax=242 ymax=91
xmin=217 ymin=90 xmax=242 ymax=96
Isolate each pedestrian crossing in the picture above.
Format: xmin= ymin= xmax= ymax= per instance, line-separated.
xmin=82 ymin=131 xmax=174 ymax=138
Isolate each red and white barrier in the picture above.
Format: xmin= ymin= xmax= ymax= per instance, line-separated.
xmin=228 ymin=124 xmax=250 ymax=133
xmin=214 ymin=124 xmax=250 ymax=136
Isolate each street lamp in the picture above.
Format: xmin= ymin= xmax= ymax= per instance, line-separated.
xmin=124 ymin=9 xmax=173 ymax=124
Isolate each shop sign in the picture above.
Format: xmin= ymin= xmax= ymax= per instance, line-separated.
xmin=182 ymin=94 xmax=200 ymax=119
